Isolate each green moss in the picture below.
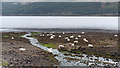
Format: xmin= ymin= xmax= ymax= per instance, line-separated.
xmin=2 ymin=34 xmax=23 ymax=38
xmin=77 ymin=51 xmax=84 ymax=54
xmin=31 ymin=32 xmax=40 ymax=34
xmin=0 ymin=62 xmax=9 ymax=66
xmin=2 ymin=36 xmax=9 ymax=38
xmin=106 ymin=53 xmax=111 ymax=56
xmin=32 ymin=36 xmax=38 ymax=39
xmin=42 ymin=43 xmax=57 ymax=49
xmin=31 ymin=32 xmax=41 ymax=36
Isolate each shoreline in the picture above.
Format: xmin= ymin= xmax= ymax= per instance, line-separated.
xmin=1 ymin=28 xmax=118 ymax=33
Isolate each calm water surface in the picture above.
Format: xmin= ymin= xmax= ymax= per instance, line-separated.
xmin=1 ymin=16 xmax=118 ymax=30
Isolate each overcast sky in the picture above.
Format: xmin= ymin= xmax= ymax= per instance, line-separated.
xmin=2 ymin=0 xmax=119 ymax=2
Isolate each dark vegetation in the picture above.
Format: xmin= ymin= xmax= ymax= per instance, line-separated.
xmin=2 ymin=2 xmax=118 ymax=16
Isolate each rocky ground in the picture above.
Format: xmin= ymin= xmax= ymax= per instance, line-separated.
xmin=31 ymin=32 xmax=120 ymax=61
xmin=2 ymin=32 xmax=59 ymax=66
xmin=1 ymin=31 xmax=120 ymax=67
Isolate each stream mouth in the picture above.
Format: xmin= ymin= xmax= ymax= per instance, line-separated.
xmin=22 ymin=33 xmax=120 ymax=67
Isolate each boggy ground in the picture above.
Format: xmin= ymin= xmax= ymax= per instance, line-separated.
xmin=2 ymin=32 xmax=59 ymax=66
xmin=31 ymin=32 xmax=120 ymax=61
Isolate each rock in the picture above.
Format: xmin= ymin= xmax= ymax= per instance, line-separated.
xmin=11 ymin=37 xmax=14 ymax=40
xmin=48 ymin=48 xmax=53 ymax=53
xmin=58 ymin=45 xmax=64 ymax=49
xmin=81 ymin=32 xmax=85 ymax=34
xmin=78 ymin=35 xmax=81 ymax=38
xmin=78 ymin=47 xmax=85 ymax=51
xmin=11 ymin=43 xmax=14 ymax=45
xmin=19 ymin=48 xmax=26 ymax=51
xmin=74 ymin=41 xmax=79 ymax=44
xmin=88 ymin=44 xmax=93 ymax=48
xmin=70 ymin=36 xmax=74 ymax=38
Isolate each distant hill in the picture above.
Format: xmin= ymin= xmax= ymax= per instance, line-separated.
xmin=2 ymin=2 xmax=118 ymax=16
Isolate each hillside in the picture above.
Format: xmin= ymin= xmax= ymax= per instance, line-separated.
xmin=2 ymin=2 xmax=118 ymax=16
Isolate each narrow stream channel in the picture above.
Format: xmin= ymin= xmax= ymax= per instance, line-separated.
xmin=22 ymin=33 xmax=119 ymax=67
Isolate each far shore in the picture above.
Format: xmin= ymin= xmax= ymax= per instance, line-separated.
xmin=1 ymin=28 xmax=118 ymax=33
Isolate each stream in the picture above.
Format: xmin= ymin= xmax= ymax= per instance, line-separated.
xmin=22 ymin=33 xmax=119 ymax=67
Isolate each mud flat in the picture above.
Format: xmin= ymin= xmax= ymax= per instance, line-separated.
xmin=1 ymin=31 xmax=120 ymax=67
xmin=2 ymin=32 xmax=59 ymax=66
xmin=31 ymin=31 xmax=119 ymax=61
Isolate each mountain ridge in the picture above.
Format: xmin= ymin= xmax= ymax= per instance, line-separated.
xmin=2 ymin=2 xmax=118 ymax=16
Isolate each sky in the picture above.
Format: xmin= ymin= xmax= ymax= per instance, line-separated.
xmin=2 ymin=0 xmax=119 ymax=2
